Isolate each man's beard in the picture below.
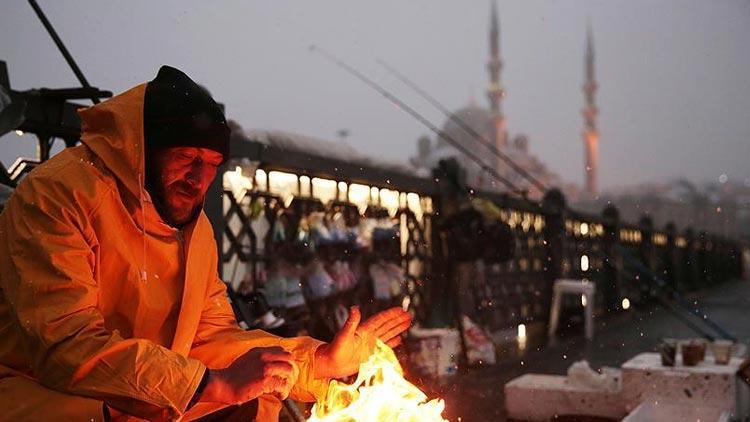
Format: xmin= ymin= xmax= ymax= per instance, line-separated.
xmin=146 ymin=177 xmax=203 ymax=228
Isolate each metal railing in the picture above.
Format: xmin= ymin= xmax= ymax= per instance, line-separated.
xmin=209 ymin=136 xmax=746 ymax=347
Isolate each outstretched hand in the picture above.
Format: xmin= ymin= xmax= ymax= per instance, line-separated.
xmin=314 ymin=306 xmax=412 ymax=379
xmin=200 ymin=346 xmax=299 ymax=405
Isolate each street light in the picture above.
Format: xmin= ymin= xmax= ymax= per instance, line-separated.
xmin=622 ymin=298 xmax=631 ymax=310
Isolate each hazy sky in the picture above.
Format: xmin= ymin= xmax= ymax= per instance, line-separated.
xmin=2 ymin=0 xmax=749 ymax=190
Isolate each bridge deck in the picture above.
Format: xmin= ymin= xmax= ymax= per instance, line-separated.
xmin=440 ymin=278 xmax=750 ymax=421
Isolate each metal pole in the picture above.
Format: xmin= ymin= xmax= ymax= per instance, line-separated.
xmin=27 ymin=0 xmax=99 ymax=104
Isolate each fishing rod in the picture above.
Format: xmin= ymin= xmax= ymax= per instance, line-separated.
xmin=376 ymin=58 xmax=547 ymax=193
xmin=312 ymin=46 xmax=737 ymax=342
xmin=309 ymin=45 xmax=526 ymax=197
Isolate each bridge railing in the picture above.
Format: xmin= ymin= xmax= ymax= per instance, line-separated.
xmin=208 ymin=136 xmax=746 ymax=345
xmin=208 ymin=136 xmax=438 ymax=338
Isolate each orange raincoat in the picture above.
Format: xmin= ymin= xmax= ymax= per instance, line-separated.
xmin=0 ymin=83 xmax=328 ymax=421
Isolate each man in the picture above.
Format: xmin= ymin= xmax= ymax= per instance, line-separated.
xmin=0 ymin=66 xmax=412 ymax=421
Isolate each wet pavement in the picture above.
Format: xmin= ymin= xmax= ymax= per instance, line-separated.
xmin=438 ymin=278 xmax=750 ymax=422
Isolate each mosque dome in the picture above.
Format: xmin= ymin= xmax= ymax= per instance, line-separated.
xmin=437 ymin=105 xmax=494 ymax=150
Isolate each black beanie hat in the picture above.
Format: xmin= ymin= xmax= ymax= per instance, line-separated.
xmin=144 ymin=65 xmax=230 ymax=159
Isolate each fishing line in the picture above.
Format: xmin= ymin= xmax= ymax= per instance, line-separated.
xmin=309 ymin=45 xmax=525 ymax=197
xmin=376 ymin=58 xmax=547 ymax=193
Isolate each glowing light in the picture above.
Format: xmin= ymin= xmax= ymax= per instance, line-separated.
xmin=348 ymin=184 xmax=371 ymax=213
xmin=312 ymin=178 xmax=338 ymax=204
xmin=622 ymin=298 xmax=631 ymax=310
xmin=517 ymin=324 xmax=527 ymax=339
xmin=309 ymin=340 xmax=447 ymax=421
xmin=580 ymin=255 xmax=589 ymax=272
xmin=255 ymin=169 xmax=268 ymax=192
xmin=406 ymin=192 xmax=423 ymax=221
xmin=379 ymin=188 xmax=400 ymax=216
xmin=517 ymin=324 xmax=527 ymax=350
xmin=370 ymin=187 xmax=380 ymax=204
xmin=401 ymin=296 xmax=411 ymax=311
xmin=421 ymin=196 xmax=434 ymax=214
xmin=15 ymin=130 xmax=24 ymax=136
xmin=300 ymin=176 xmax=312 ymax=197
xmin=581 ymin=295 xmax=587 ymax=307
xmin=580 ymin=222 xmax=589 ymax=236
xmin=338 ymin=181 xmax=348 ymax=201
xmin=521 ymin=213 xmax=532 ymax=232
xmin=268 ymin=171 xmax=299 ymax=203
xmin=536 ymin=215 xmax=545 ymax=232
xmin=222 ymin=166 xmax=253 ymax=201
xmin=511 ymin=211 xmax=521 ymax=227
xmin=653 ymin=233 xmax=668 ymax=246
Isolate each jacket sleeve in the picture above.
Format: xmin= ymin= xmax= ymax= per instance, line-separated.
xmin=1 ymin=177 xmax=206 ymax=420
xmin=189 ymin=274 xmax=329 ymax=403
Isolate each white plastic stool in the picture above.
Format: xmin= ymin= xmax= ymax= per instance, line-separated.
xmin=548 ymin=279 xmax=595 ymax=340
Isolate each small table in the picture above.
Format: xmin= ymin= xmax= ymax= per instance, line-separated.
xmin=548 ymin=279 xmax=596 ymax=340
xmin=621 ymin=352 xmax=749 ymax=418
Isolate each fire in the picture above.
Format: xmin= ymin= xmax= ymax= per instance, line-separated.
xmin=308 ymin=340 xmax=447 ymax=422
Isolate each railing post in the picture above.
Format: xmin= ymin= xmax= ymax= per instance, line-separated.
xmin=734 ymin=242 xmax=746 ymax=281
xmin=430 ymin=159 xmax=470 ymax=372
xmin=601 ymin=204 xmax=621 ymax=312
xmin=683 ymin=227 xmax=698 ymax=290
xmin=697 ymin=230 xmax=709 ymax=287
xmin=664 ymin=222 xmax=679 ymax=292
xmin=427 ymin=189 xmax=454 ymax=328
xmin=206 ymin=163 xmax=227 ymax=278
xmin=638 ymin=214 xmax=655 ymax=301
xmin=719 ymin=239 xmax=728 ymax=284
xmin=542 ymin=189 xmax=567 ymax=320
xmin=740 ymin=244 xmax=749 ymax=281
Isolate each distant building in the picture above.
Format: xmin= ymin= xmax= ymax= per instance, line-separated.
xmin=574 ymin=179 xmax=750 ymax=241
xmin=409 ymin=2 xmax=583 ymax=201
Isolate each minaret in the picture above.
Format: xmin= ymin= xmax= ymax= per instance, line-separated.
xmin=487 ymin=0 xmax=507 ymax=172
xmin=582 ymin=24 xmax=599 ymax=197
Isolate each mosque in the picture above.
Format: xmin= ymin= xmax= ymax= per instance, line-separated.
xmin=409 ymin=3 xmax=598 ymax=201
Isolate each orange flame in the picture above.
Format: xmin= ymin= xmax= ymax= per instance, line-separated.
xmin=308 ymin=340 xmax=447 ymax=421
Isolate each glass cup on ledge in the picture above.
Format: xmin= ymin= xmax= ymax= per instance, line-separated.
xmin=657 ymin=339 xmax=677 ymax=367
xmin=712 ymin=340 xmax=733 ymax=365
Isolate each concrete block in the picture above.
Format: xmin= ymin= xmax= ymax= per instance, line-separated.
xmin=621 ymin=352 xmax=749 ymax=419
xmin=504 ymin=374 xmax=626 ymax=421
xmin=623 ymin=400 xmax=730 ymax=422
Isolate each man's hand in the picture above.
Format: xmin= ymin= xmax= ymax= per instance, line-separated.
xmin=200 ymin=347 xmax=299 ymax=405
xmin=314 ymin=306 xmax=412 ymax=379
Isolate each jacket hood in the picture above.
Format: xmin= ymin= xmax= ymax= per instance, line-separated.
xmin=78 ymin=84 xmax=148 ymax=200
